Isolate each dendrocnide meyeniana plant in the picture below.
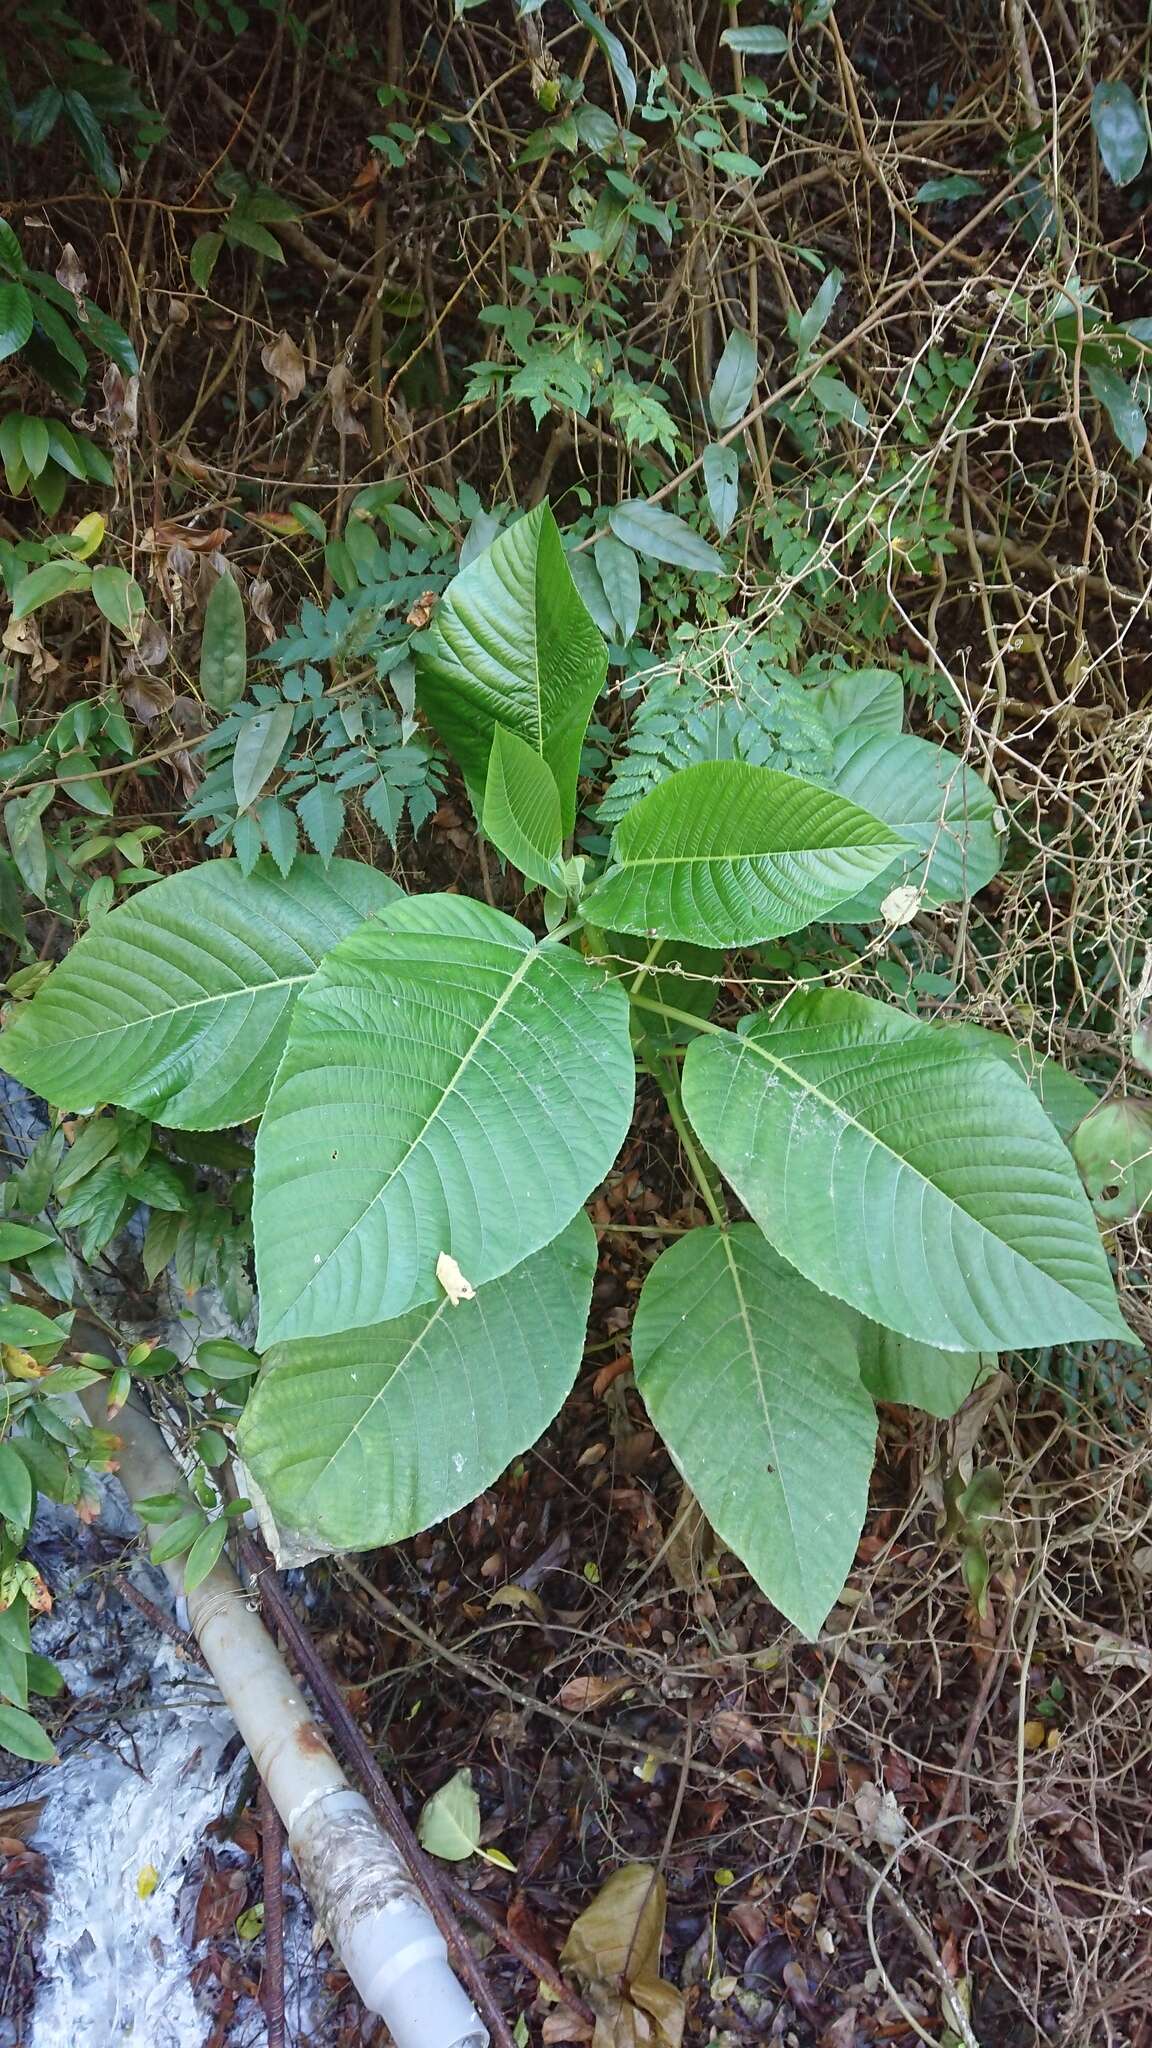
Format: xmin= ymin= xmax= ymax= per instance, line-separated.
xmin=0 ymin=503 xmax=1130 ymax=1634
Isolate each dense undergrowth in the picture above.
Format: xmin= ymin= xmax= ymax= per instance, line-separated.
xmin=0 ymin=3 xmax=1150 ymax=2044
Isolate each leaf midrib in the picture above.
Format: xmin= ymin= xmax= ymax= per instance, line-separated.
xmin=26 ymin=969 xmax=310 ymax=1056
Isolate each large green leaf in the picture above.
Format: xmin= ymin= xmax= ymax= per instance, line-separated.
xmin=942 ymin=1021 xmax=1096 ymax=1140
xmin=482 ymin=726 xmax=565 ymax=892
xmin=0 ymin=857 xmax=397 ymax=1129
xmin=632 ymin=1225 xmax=876 ymax=1635
xmin=239 ymin=1216 xmax=596 ymax=1551
xmin=681 ymin=990 xmax=1129 ymax=1351
xmin=839 ymin=1309 xmax=988 ymax=1418
xmin=827 ymin=731 xmax=1002 ymax=918
xmin=414 ymin=502 xmax=605 ymax=832
xmin=253 ymin=895 xmax=634 ymax=1347
xmin=583 ymin=760 xmax=907 ymax=946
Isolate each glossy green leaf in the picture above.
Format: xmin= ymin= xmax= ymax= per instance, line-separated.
xmin=826 ymin=730 xmax=1002 ymax=918
xmin=1086 ymin=363 xmax=1146 ymax=458
xmin=632 ymin=1225 xmax=875 ymax=1635
xmin=1091 ymin=81 xmax=1149 ymax=186
xmin=482 ymin=727 xmax=565 ymax=891
xmin=19 ymin=415 xmax=49 ymax=478
xmin=0 ymin=282 xmax=34 ymax=362
xmin=240 ymin=1215 xmax=595 ymax=1551
xmin=702 ymin=442 xmax=739 ymax=536
xmin=0 ymin=1222 xmax=55 ymax=1262
xmin=709 ymin=327 xmax=757 ymax=432
xmin=233 ymin=703 xmax=293 ymax=812
xmin=200 ymin=572 xmax=248 ymax=711
xmin=682 ymin=989 xmax=1129 ymax=1351
xmin=0 ymin=1704 xmax=55 ymax=1763
xmin=183 ymin=1518 xmax=230 ymax=1591
xmin=607 ymin=500 xmax=723 ymax=574
xmin=0 ymin=856 xmax=398 ymax=1129
xmin=253 ymin=895 xmax=634 ymax=1346
xmin=0 ymin=1444 xmax=34 ymax=1531
xmin=415 ymin=502 xmax=605 ymax=833
xmin=63 ymin=91 xmax=120 ymax=193
xmin=91 ymin=565 xmax=145 ymax=638
xmin=12 ymin=560 xmax=91 ymax=618
xmin=583 ymin=760 xmax=906 ymax=946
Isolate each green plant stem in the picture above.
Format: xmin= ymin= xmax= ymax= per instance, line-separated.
xmin=640 ymin=1038 xmax=727 ymax=1231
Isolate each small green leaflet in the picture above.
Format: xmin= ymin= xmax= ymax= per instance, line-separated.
xmin=12 ymin=560 xmax=92 ymax=618
xmin=418 ymin=1769 xmax=482 ymax=1861
xmin=200 ymin=572 xmax=248 ymax=712
xmin=915 ymin=174 xmax=983 ymax=203
xmin=1091 ymin=81 xmax=1149 ymax=187
xmin=233 ymin=704 xmax=293 ymax=811
xmin=708 ymin=328 xmax=757 ymax=433
xmin=607 ymin=501 xmax=723 ymax=574
xmin=91 ymin=565 xmax=145 ymax=639
xmin=702 ymin=443 xmax=739 ymax=536
xmin=482 ymin=726 xmax=565 ymax=892
xmin=0 ymin=1705 xmax=55 ymax=1763
xmin=720 ymin=25 xmax=788 ymax=54
xmin=297 ymin=781 xmax=345 ymax=864
xmin=811 ymin=373 xmax=870 ymax=430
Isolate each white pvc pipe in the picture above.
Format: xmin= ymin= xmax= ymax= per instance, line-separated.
xmin=81 ymin=1384 xmax=487 ymax=2048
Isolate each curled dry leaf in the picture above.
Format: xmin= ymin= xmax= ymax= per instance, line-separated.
xmin=143 ymin=522 xmax=231 ymax=554
xmin=96 ymin=364 xmax=139 ymax=439
xmin=123 ymin=673 xmax=175 ymax=724
xmin=560 ymin=1865 xmax=685 ymax=2048
xmin=436 ymin=1251 xmax=476 ymax=1305
xmin=556 ymin=1673 xmax=634 ymax=1713
xmin=55 ymin=243 xmax=88 ymax=316
xmin=853 ymin=1779 xmax=908 ymax=1853
xmin=406 ymin=589 xmax=439 ymax=629
xmin=2 ymin=616 xmax=59 ymax=681
xmin=122 ymin=617 xmax=171 ymax=676
xmin=261 ymin=329 xmax=307 ymax=403
xmin=325 ymin=362 xmax=368 ymax=445
xmin=249 ymin=576 xmax=276 ymax=643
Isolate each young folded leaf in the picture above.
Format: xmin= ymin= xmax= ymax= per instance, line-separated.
xmin=239 ymin=1215 xmax=596 ymax=1552
xmin=414 ymin=501 xmax=606 ymax=832
xmin=584 ymin=759 xmax=907 ymax=946
xmin=0 ymin=857 xmax=398 ymax=1129
xmin=482 ymin=726 xmax=565 ymax=892
xmin=253 ymin=895 xmax=634 ymax=1346
xmin=632 ymin=1224 xmax=876 ymax=1636
xmin=681 ymin=989 xmax=1130 ymax=1352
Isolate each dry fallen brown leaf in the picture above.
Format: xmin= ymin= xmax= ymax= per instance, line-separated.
xmin=556 ymin=1673 xmax=634 ymax=1713
xmin=560 ymin=1864 xmax=685 ymax=2048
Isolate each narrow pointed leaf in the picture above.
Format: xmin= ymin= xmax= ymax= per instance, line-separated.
xmin=240 ymin=1216 xmax=596 ymax=1551
xmin=827 ymin=730 xmax=1002 ymax=917
xmin=584 ymin=760 xmax=906 ymax=946
xmin=233 ymin=703 xmax=293 ymax=811
xmin=200 ymin=571 xmax=248 ymax=711
xmin=682 ymin=989 xmax=1130 ymax=1351
xmin=482 ymin=726 xmax=565 ymax=891
xmin=0 ymin=857 xmax=398 ymax=1129
xmin=414 ymin=501 xmax=606 ymax=832
xmin=592 ymin=534 xmax=641 ymax=642
xmin=633 ymin=1225 xmax=876 ymax=1635
xmin=607 ymin=500 xmax=723 ymax=573
xmin=709 ymin=327 xmax=757 ymax=432
xmin=253 ymin=896 xmax=634 ymax=1346
xmin=702 ymin=442 xmax=739 ymax=536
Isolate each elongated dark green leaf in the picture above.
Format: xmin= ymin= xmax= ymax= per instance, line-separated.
xmin=1086 ymin=362 xmax=1146 ymax=458
xmin=633 ymin=1225 xmax=875 ymax=1635
xmin=233 ymin=703 xmax=293 ymax=812
xmin=0 ymin=1704 xmax=55 ymax=1763
xmin=12 ymin=560 xmax=91 ymax=618
xmin=240 ymin=1216 xmax=596 ymax=1551
xmin=253 ymin=895 xmax=634 ymax=1347
xmin=709 ymin=328 xmax=757 ymax=432
xmin=0 ymin=282 xmax=34 ymax=363
xmin=592 ymin=535 xmax=640 ymax=642
xmin=795 ymin=270 xmax=842 ymax=360
xmin=827 ymin=730 xmax=1002 ymax=918
xmin=1091 ymin=80 xmax=1149 ymax=187
xmin=200 ymin=571 xmax=248 ymax=711
xmin=91 ymin=565 xmax=145 ymax=638
xmin=702 ymin=442 xmax=739 ymax=536
xmin=414 ymin=502 xmax=606 ymax=832
xmin=482 ymin=726 xmax=565 ymax=891
xmin=568 ymin=0 xmax=636 ymax=114
xmin=607 ymin=500 xmax=723 ymax=574
xmin=0 ymin=1443 xmax=34 ymax=1531
xmin=584 ymin=760 xmax=906 ymax=946
xmin=682 ymin=989 xmax=1130 ymax=1351
xmin=0 ymin=857 xmax=397 ymax=1129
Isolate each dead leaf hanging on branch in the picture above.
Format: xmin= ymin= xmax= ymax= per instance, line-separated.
xmin=261 ymin=329 xmax=307 ymax=403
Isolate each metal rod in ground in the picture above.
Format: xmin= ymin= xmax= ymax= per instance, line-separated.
xmin=259 ymin=1779 xmax=287 ymax=2048
xmin=237 ymin=1534 xmax=518 ymax=2048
